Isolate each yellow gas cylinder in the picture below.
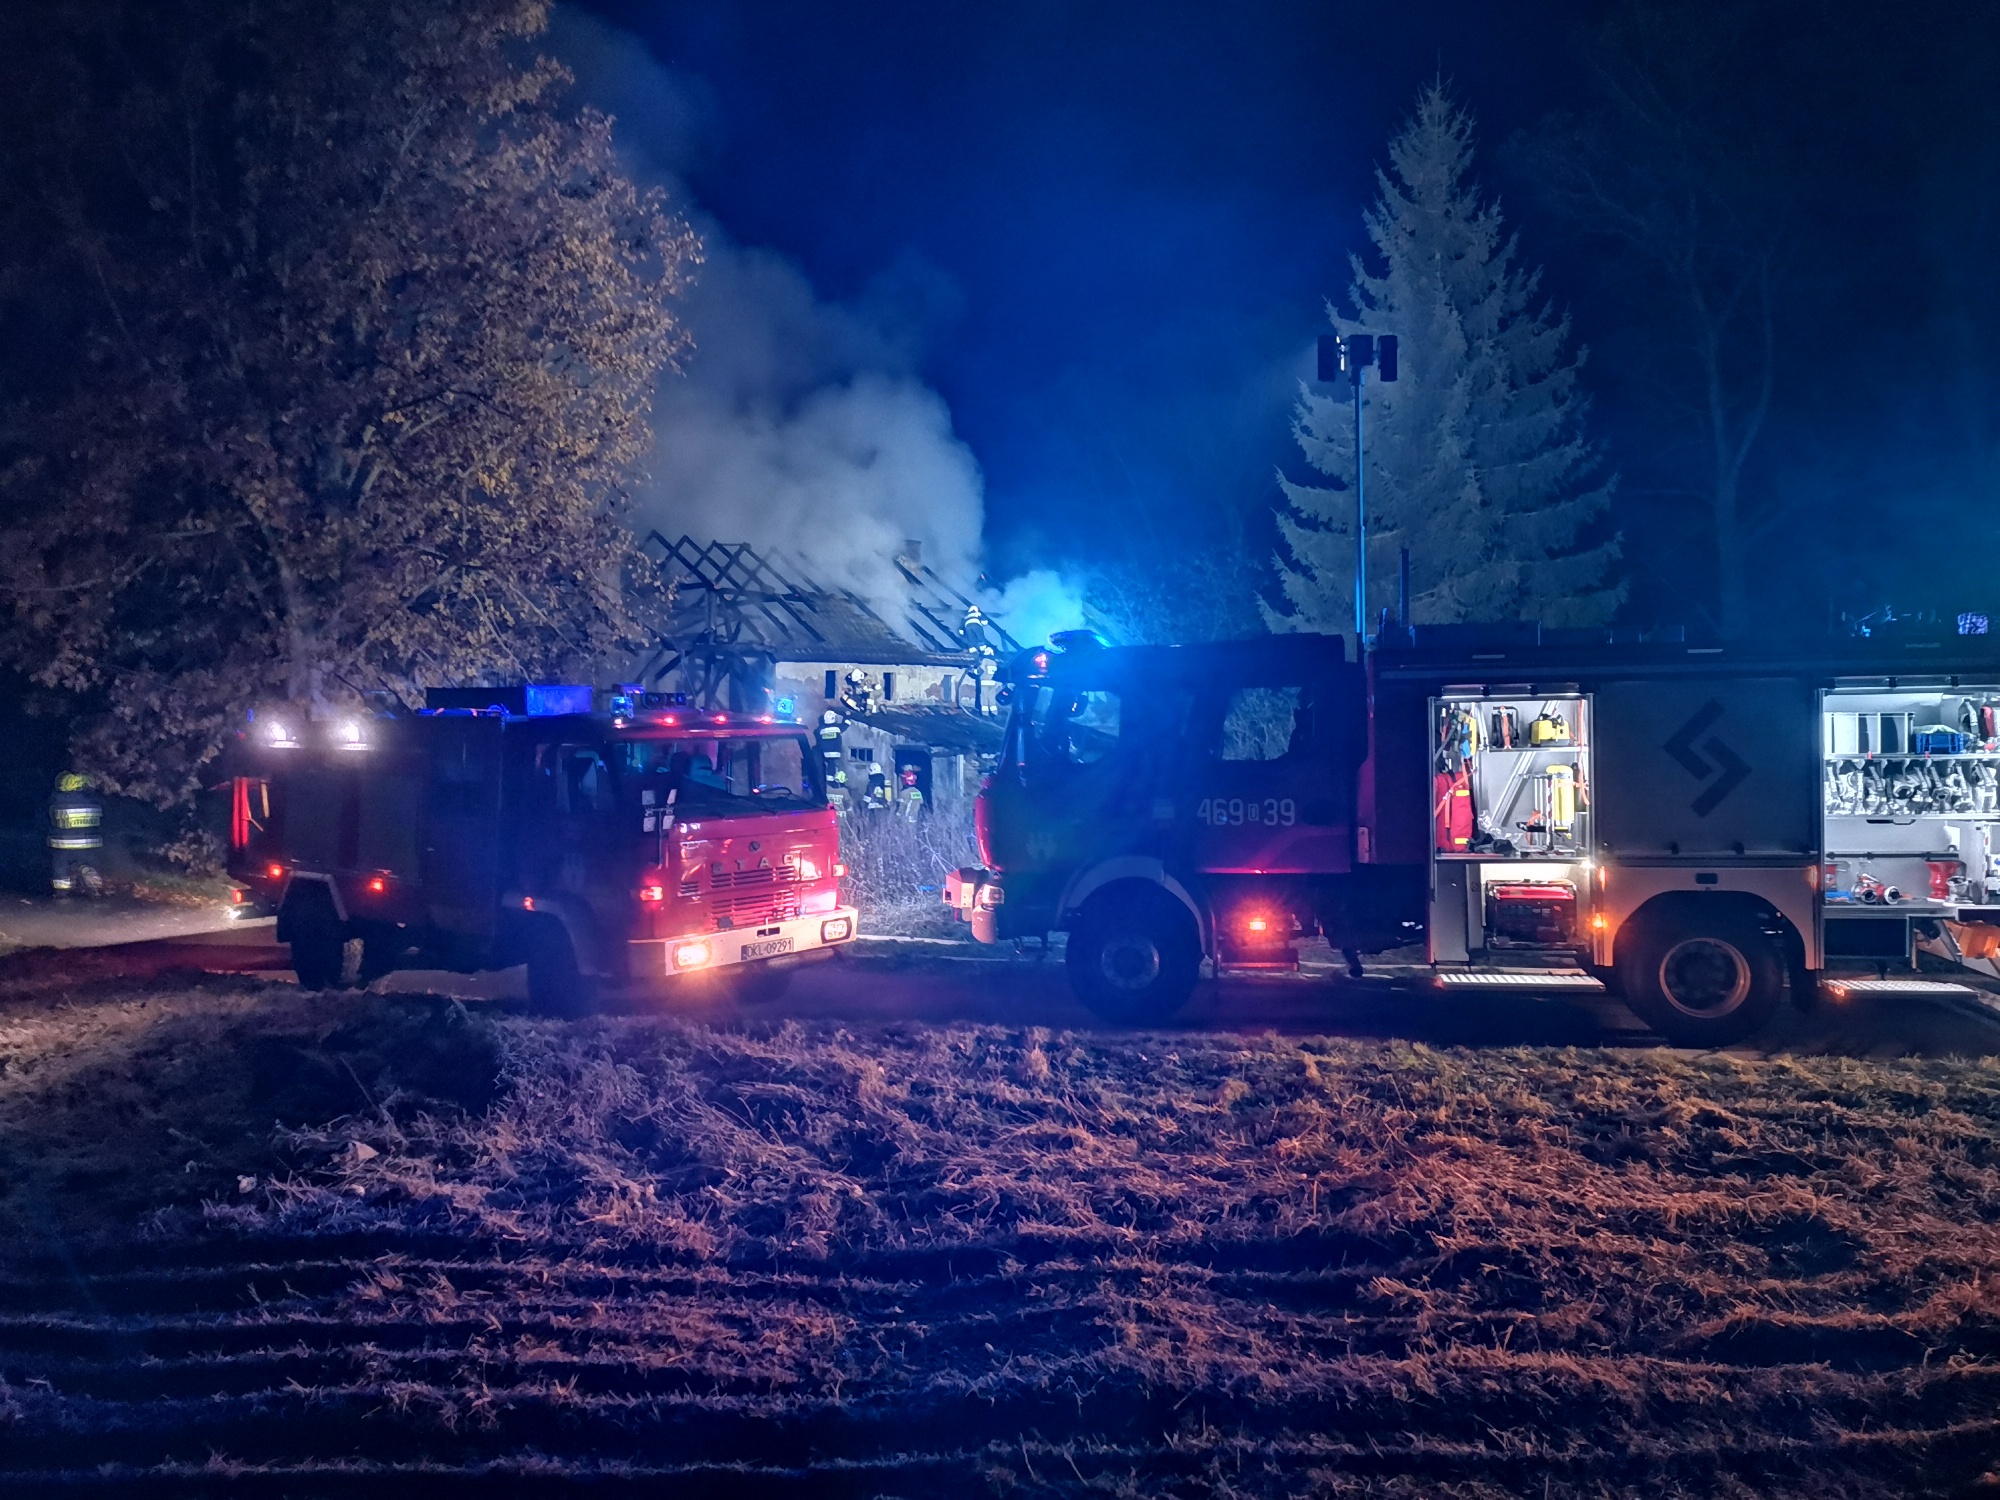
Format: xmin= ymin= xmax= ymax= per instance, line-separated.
xmin=1549 ymin=764 xmax=1577 ymax=831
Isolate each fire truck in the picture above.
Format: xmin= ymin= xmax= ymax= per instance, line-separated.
xmin=226 ymin=685 xmax=856 ymax=1011
xmin=945 ymin=625 xmax=2000 ymax=1044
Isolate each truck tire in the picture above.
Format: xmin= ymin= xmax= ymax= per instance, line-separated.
xmin=1618 ymin=906 xmax=1783 ymax=1047
xmin=285 ymin=892 xmax=348 ymax=991
xmin=1066 ymin=885 xmax=1201 ymax=1025
xmin=526 ymin=919 xmax=597 ymax=1018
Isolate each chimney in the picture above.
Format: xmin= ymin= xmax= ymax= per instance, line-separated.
xmin=899 ymin=539 xmax=922 ymax=570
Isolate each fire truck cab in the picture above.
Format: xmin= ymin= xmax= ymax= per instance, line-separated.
xmin=227 ymin=685 xmax=856 ymax=1011
xmin=949 ymin=626 xmax=2000 ymax=1045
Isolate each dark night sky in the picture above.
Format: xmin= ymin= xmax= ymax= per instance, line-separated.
xmin=576 ymin=0 xmax=2000 ymax=625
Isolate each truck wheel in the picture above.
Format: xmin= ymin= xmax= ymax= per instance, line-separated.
xmin=286 ymin=895 xmax=348 ymax=991
xmin=1618 ymin=907 xmax=1783 ymax=1047
xmin=526 ymin=919 xmax=597 ymax=1018
xmin=1066 ymin=886 xmax=1201 ymax=1025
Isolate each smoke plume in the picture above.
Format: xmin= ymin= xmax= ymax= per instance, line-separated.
xmin=552 ymin=11 xmax=1080 ymax=634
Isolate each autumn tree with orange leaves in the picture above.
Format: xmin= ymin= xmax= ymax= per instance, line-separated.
xmin=0 ymin=0 xmax=696 ymax=802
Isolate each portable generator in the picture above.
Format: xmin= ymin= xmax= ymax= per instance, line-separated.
xmin=1484 ymin=881 xmax=1578 ymax=949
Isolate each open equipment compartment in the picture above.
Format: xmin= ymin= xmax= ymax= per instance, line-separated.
xmin=1428 ymin=690 xmax=1595 ymax=962
xmin=1822 ymin=681 xmax=2000 ymax=961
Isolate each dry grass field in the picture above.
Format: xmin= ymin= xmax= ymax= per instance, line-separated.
xmin=2 ymin=964 xmax=1999 ymax=1497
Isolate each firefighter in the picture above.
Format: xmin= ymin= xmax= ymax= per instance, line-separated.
xmin=897 ymin=764 xmax=926 ymax=820
xmin=48 ymin=773 xmax=104 ymax=897
xmin=840 ymin=669 xmax=878 ymax=717
xmin=827 ymin=765 xmax=852 ymax=814
xmin=962 ymin=603 xmax=992 ymax=651
xmin=864 ymin=769 xmax=892 ymax=813
xmin=816 ymin=707 xmax=845 ymax=782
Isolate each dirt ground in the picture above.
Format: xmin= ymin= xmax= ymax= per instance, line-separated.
xmin=2 ymin=942 xmax=1999 ymax=1496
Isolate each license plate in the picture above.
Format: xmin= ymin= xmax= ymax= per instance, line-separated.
xmin=741 ymin=936 xmax=794 ymax=961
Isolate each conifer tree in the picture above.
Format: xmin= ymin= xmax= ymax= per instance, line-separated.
xmin=1272 ymin=85 xmax=1620 ymax=635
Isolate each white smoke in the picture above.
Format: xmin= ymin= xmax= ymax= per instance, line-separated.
xmin=552 ymin=10 xmax=1014 ymax=625
xmin=983 ymin=568 xmax=1092 ymax=647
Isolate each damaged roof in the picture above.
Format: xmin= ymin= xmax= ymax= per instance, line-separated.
xmin=848 ymin=704 xmax=1007 ymax=753
xmin=645 ymin=533 xmax=1022 ymax=666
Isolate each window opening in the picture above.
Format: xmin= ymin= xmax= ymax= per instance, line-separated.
xmin=1220 ymin=687 xmax=1302 ymax=762
xmin=1039 ymin=689 xmax=1121 ymax=767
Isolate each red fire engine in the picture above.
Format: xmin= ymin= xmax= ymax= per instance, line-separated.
xmin=227 ymin=685 xmax=856 ymax=1011
xmin=947 ymin=625 xmax=2000 ymax=1046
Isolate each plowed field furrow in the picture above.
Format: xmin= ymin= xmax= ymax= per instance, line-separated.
xmin=5 ymin=981 xmax=2000 ymax=1495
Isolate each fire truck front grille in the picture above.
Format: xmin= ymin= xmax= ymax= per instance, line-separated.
xmin=684 ymin=866 xmax=800 ymax=929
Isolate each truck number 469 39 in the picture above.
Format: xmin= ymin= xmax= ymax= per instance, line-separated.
xmin=1197 ymin=796 xmax=1297 ymax=827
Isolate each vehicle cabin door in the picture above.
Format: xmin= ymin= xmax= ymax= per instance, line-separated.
xmin=1186 ymin=674 xmax=1360 ymax=873
xmin=418 ymin=716 xmax=503 ymax=942
xmin=550 ymin=736 xmax=632 ymax=938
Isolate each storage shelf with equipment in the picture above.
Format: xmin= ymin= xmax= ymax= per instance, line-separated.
xmin=1822 ymin=687 xmax=2000 ymax=921
xmin=1428 ymin=693 xmax=1594 ymax=962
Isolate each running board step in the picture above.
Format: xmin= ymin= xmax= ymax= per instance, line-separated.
xmin=1821 ymin=977 xmax=1994 ymax=1003
xmin=1432 ymin=971 xmax=1605 ymax=993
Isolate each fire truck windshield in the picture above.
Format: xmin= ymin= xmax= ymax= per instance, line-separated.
xmin=615 ymin=734 xmax=825 ymax=816
xmin=1005 ymin=684 xmax=1124 ymax=773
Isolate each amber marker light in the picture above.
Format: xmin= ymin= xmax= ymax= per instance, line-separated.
xmin=673 ymin=939 xmax=711 ymax=969
xmin=639 ymin=884 xmax=665 ymax=903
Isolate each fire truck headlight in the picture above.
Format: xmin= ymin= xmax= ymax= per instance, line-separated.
xmin=975 ymin=883 xmax=1004 ymax=910
xmin=820 ymin=916 xmax=853 ymax=943
xmin=795 ymin=855 xmax=822 ymax=880
xmin=1245 ymin=915 xmax=1269 ymax=934
xmin=264 ymin=721 xmax=297 ymax=748
xmin=334 ymin=719 xmax=366 ymax=749
xmin=673 ymin=939 xmax=711 ymax=970
xmin=638 ymin=884 xmax=665 ymax=903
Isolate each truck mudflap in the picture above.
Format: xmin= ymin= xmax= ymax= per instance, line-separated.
xmin=628 ymin=906 xmax=859 ymax=980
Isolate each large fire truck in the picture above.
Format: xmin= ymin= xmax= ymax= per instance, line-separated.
xmin=226 ymin=686 xmax=856 ymax=1011
xmin=946 ymin=626 xmax=2000 ymax=1044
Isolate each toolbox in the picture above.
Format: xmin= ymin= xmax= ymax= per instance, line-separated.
xmin=1912 ymin=725 xmax=1971 ymax=755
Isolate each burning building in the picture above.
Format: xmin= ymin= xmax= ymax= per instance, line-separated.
xmin=639 ymin=534 xmax=1022 ymax=807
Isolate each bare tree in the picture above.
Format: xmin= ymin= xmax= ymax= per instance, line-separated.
xmin=1516 ymin=5 xmax=1787 ymax=635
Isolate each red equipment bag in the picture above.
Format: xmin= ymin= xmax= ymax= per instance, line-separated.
xmin=1433 ymin=768 xmax=1473 ymax=852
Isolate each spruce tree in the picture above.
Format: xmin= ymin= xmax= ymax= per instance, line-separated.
xmin=1272 ymin=85 xmax=1620 ymax=635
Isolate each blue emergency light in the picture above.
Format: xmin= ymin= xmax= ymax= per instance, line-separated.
xmin=776 ymin=696 xmax=796 ymax=716
xmin=524 ymin=685 xmax=594 ymax=717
